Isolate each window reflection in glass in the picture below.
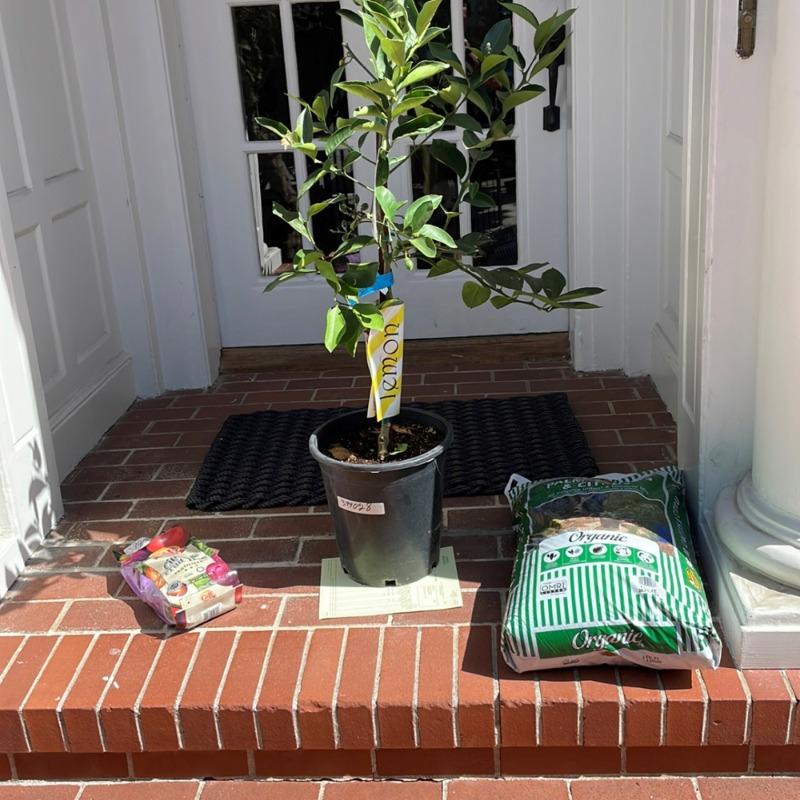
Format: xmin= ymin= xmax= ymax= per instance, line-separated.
xmin=411 ymin=146 xmax=461 ymax=268
xmin=233 ymin=6 xmax=290 ymax=141
xmin=471 ymin=140 xmax=517 ymax=266
xmin=463 ymin=0 xmax=514 ymax=126
xmin=249 ymin=153 xmax=300 ymax=273
xmin=250 ymin=152 xmax=359 ymax=275
xmin=307 ymin=150 xmax=359 ymax=262
xmin=292 ymin=3 xmax=348 ymax=124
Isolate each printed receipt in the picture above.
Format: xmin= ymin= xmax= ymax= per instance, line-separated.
xmin=318 ymin=546 xmax=463 ymax=620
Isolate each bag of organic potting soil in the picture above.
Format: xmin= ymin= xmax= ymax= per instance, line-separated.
xmin=502 ymin=467 xmax=721 ymax=671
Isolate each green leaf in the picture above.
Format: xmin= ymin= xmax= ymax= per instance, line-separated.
xmin=481 ymin=18 xmax=511 ymax=55
xmin=338 ymin=8 xmax=364 ymax=26
xmin=272 ymin=202 xmax=312 ymax=241
xmin=430 ymin=139 xmax=467 ymax=178
xmin=315 ymin=259 xmax=340 ymax=287
xmin=415 ymin=0 xmax=442 ymax=36
xmin=530 ymin=34 xmax=571 ymax=77
xmin=394 ymin=86 xmax=437 ymax=116
xmin=404 ymin=193 xmax=442 ymax=231
xmin=411 ymin=237 xmax=436 ymax=258
xmin=336 ymin=81 xmax=383 ymax=103
xmin=468 ymin=191 xmax=496 ymax=209
xmin=462 ymin=129 xmax=483 ymax=149
xmin=341 ymin=261 xmax=379 ymax=290
xmin=329 ymin=65 xmax=346 ymax=102
xmin=333 ymin=235 xmax=375 ymax=259
xmin=324 ymin=306 xmax=346 ymax=352
xmin=398 ymin=61 xmax=449 ymax=89
xmin=490 ymin=267 xmax=524 ymax=291
xmin=467 ymin=89 xmax=492 ymax=119
xmin=264 ymin=270 xmax=303 ymax=292
xmin=307 ymin=197 xmax=339 ymax=218
xmin=481 ymin=52 xmax=509 ymax=77
xmin=340 ymin=305 xmax=363 ymax=356
xmin=376 ymin=30 xmax=406 ymax=66
xmin=428 ymin=42 xmax=465 ymax=75
xmin=557 ymin=300 xmax=601 ymax=309
xmin=490 ymin=295 xmax=515 ymax=308
xmin=450 ymin=112 xmax=483 ymax=132
xmin=311 ymin=91 xmax=329 ymax=122
xmin=501 ymin=86 xmax=544 ymax=116
xmin=534 ymin=9 xmax=575 ymax=54
xmin=500 ymin=2 xmax=538 ymax=28
xmin=393 ymin=112 xmax=444 ymax=139
xmin=352 ymin=302 xmax=385 ymax=331
xmin=519 ymin=261 xmax=549 ymax=273
xmin=427 ymin=258 xmax=460 ymax=277
xmin=556 ymin=287 xmax=605 ymax=301
xmin=456 ymin=232 xmax=487 ymax=253
xmin=299 ymin=167 xmax=325 ymax=198
xmin=417 ymin=223 xmax=456 ymax=248
xmin=254 ymin=117 xmax=289 ymax=138
xmin=295 ymin=108 xmax=313 ymax=143
xmin=325 ymin=122 xmax=359 ymax=155
xmin=462 ymin=281 xmax=491 ymax=308
xmin=375 ymin=186 xmax=404 ymax=220
xmin=389 ymin=442 xmax=409 ymax=456
xmin=541 ymin=267 xmax=567 ymax=297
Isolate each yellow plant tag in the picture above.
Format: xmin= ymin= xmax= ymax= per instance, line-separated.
xmin=366 ymin=300 xmax=404 ymax=421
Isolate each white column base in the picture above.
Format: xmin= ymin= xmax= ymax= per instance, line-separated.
xmin=697 ymin=497 xmax=800 ymax=668
xmin=716 ymin=475 xmax=800 ymax=588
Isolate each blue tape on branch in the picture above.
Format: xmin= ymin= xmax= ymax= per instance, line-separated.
xmin=357 ymin=272 xmax=394 ymax=298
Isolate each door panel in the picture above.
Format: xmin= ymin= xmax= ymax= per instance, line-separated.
xmin=0 ymin=0 xmax=132 ymax=476
xmin=180 ymin=0 xmax=569 ymax=346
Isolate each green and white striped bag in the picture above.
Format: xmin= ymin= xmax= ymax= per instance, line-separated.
xmin=502 ymin=467 xmax=721 ymax=671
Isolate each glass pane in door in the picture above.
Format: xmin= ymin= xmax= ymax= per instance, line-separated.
xmin=411 ymin=146 xmax=461 ymax=268
xmin=249 ymin=153 xmax=300 ymax=272
xmin=307 ymin=150 xmax=360 ymax=263
xmin=471 ymin=140 xmax=517 ymax=266
xmin=463 ymin=0 xmax=514 ymax=125
xmin=292 ymin=2 xmax=348 ymax=123
xmin=232 ymin=6 xmax=290 ymax=140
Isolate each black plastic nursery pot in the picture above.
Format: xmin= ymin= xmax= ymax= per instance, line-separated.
xmin=309 ymin=407 xmax=453 ymax=587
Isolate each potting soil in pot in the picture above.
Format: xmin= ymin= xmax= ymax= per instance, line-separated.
xmin=501 ymin=467 xmax=722 ymax=671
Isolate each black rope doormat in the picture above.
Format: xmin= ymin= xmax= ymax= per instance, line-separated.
xmin=185 ymin=393 xmax=597 ymax=510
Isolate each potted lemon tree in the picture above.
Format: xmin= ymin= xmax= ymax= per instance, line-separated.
xmin=258 ymin=0 xmax=601 ymax=586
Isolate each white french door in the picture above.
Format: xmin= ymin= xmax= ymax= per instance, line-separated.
xmin=179 ymin=0 xmax=568 ymax=346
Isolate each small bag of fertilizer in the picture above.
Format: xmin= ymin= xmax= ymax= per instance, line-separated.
xmin=502 ymin=467 xmax=721 ymax=671
xmin=115 ymin=526 xmax=242 ymax=629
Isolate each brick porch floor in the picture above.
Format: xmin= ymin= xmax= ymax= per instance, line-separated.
xmin=4 ymin=776 xmax=800 ymax=798
xmin=0 ymin=344 xmax=798 ymax=782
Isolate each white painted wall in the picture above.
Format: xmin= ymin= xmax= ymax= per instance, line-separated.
xmin=696 ymin=0 xmax=772 ymax=515
xmin=100 ymin=0 xmax=221 ymax=391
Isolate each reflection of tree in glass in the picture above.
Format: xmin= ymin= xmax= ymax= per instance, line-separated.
xmin=292 ymin=3 xmax=348 ymax=125
xmin=259 ymin=154 xmax=300 ymax=265
xmin=233 ymin=6 xmax=290 ymax=140
xmin=464 ymin=0 xmax=514 ymax=124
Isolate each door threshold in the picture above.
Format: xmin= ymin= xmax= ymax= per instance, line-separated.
xmin=220 ymin=332 xmax=570 ymax=374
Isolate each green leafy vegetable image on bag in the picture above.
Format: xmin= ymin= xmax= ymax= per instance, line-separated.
xmin=502 ymin=467 xmax=722 ymax=671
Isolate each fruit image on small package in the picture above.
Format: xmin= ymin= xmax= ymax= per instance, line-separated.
xmin=114 ymin=526 xmax=242 ymax=629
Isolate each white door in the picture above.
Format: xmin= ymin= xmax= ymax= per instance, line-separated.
xmin=647 ymin=0 xmax=710 ymax=500
xmin=179 ymin=0 xmax=568 ymax=346
xmin=0 ymin=0 xmax=134 ymax=477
